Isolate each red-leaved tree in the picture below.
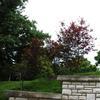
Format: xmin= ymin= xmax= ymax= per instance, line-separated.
xmin=47 ymin=18 xmax=95 ymax=72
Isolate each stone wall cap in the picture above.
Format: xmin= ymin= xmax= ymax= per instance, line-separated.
xmin=6 ymin=90 xmax=61 ymax=99
xmin=57 ymin=75 xmax=100 ymax=82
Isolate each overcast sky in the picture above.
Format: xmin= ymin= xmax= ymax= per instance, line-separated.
xmin=24 ymin=0 xmax=100 ymax=64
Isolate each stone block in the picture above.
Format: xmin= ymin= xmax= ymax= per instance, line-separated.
xmin=68 ymin=85 xmax=75 ymax=89
xmin=93 ymin=88 xmax=100 ymax=93
xmin=81 ymin=82 xmax=89 ymax=85
xmin=78 ymin=89 xmax=92 ymax=93
xmin=79 ymin=96 xmax=86 ymax=100
xmin=84 ymin=85 xmax=96 ymax=88
xmin=62 ymin=95 xmax=68 ymax=100
xmin=63 ymin=82 xmax=71 ymax=85
xmin=69 ymin=96 xmax=78 ymax=100
xmin=96 ymin=83 xmax=100 ymax=87
xmin=96 ymin=94 xmax=100 ymax=98
xmin=72 ymin=82 xmax=82 ymax=85
xmin=9 ymin=97 xmax=15 ymax=100
xmin=39 ymin=98 xmax=51 ymax=100
xmin=81 ymin=94 xmax=86 ymax=96
xmin=76 ymin=85 xmax=84 ymax=89
xmin=28 ymin=98 xmax=38 ymax=100
xmin=96 ymin=98 xmax=100 ymax=100
xmin=62 ymin=85 xmax=68 ymax=89
xmin=72 ymin=89 xmax=77 ymax=93
xmin=62 ymin=89 xmax=71 ymax=95
xmin=84 ymin=87 xmax=93 ymax=90
xmin=72 ymin=92 xmax=81 ymax=96
xmin=16 ymin=98 xmax=28 ymax=100
xmin=87 ymin=94 xmax=95 ymax=100
xmin=89 ymin=82 xmax=96 ymax=86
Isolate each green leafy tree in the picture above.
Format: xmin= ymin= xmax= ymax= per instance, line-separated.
xmin=80 ymin=57 xmax=97 ymax=72
xmin=95 ymin=51 xmax=100 ymax=66
xmin=39 ymin=55 xmax=54 ymax=78
xmin=0 ymin=0 xmax=48 ymax=80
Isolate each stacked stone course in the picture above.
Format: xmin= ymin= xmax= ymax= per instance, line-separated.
xmin=7 ymin=91 xmax=61 ymax=100
xmin=57 ymin=75 xmax=100 ymax=100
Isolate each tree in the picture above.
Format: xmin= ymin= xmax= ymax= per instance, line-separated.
xmin=48 ymin=18 xmax=94 ymax=73
xmin=95 ymin=51 xmax=100 ymax=66
xmin=0 ymin=0 xmax=29 ymax=80
xmin=80 ymin=57 xmax=97 ymax=72
xmin=0 ymin=0 xmax=48 ymax=80
xmin=39 ymin=55 xmax=54 ymax=78
xmin=0 ymin=0 xmax=27 ymax=26
xmin=23 ymin=36 xmax=50 ymax=79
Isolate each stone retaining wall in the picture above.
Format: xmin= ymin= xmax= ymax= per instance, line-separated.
xmin=7 ymin=90 xmax=61 ymax=100
xmin=8 ymin=75 xmax=100 ymax=100
xmin=57 ymin=75 xmax=100 ymax=100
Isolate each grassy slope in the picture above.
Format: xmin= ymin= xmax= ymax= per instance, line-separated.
xmin=76 ymin=71 xmax=100 ymax=75
xmin=0 ymin=78 xmax=61 ymax=92
xmin=0 ymin=78 xmax=61 ymax=100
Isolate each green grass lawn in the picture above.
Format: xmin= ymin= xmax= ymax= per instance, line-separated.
xmin=0 ymin=78 xmax=61 ymax=92
xmin=76 ymin=70 xmax=100 ymax=75
xmin=0 ymin=78 xmax=61 ymax=100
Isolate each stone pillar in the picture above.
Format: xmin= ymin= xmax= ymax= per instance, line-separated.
xmin=57 ymin=75 xmax=100 ymax=100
